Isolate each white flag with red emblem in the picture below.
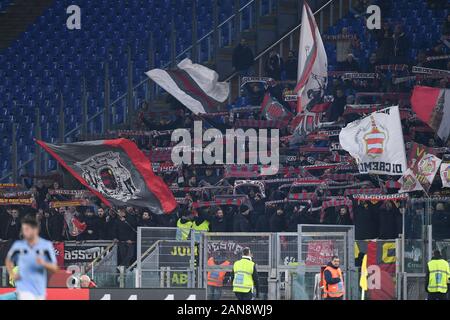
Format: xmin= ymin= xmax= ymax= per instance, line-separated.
xmin=295 ymin=2 xmax=328 ymax=113
xmin=339 ymin=106 xmax=407 ymax=175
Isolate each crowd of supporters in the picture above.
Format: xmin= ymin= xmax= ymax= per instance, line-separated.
xmin=1 ymin=1 xmax=450 ymax=267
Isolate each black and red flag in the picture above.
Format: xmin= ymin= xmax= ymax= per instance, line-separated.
xmin=36 ymin=138 xmax=177 ymax=215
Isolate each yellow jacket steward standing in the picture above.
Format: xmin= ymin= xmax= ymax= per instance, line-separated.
xmin=176 ymin=218 xmax=193 ymax=240
xmin=232 ymin=248 xmax=259 ymax=300
xmin=427 ymin=256 xmax=450 ymax=293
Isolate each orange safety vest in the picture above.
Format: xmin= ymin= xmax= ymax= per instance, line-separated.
xmin=322 ymin=266 xmax=345 ymax=298
xmin=207 ymin=257 xmax=231 ymax=287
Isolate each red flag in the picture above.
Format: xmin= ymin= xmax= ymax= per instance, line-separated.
xmin=411 ymin=86 xmax=450 ymax=141
xmin=260 ymin=93 xmax=293 ymax=121
xmin=36 ymin=138 xmax=176 ymax=214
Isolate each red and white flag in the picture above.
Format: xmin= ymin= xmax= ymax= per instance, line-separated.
xmin=295 ymin=2 xmax=328 ymax=113
xmin=339 ymin=106 xmax=407 ymax=175
xmin=36 ymin=139 xmax=176 ymax=215
xmin=411 ymin=86 xmax=450 ymax=142
xmin=146 ymin=58 xmax=229 ymax=115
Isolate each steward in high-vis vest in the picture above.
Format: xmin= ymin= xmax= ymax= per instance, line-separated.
xmin=426 ymin=250 xmax=450 ymax=300
xmin=207 ymin=254 xmax=231 ymax=300
xmin=176 ymin=215 xmax=193 ymax=241
xmin=176 ymin=211 xmax=210 ymax=241
xmin=232 ymin=247 xmax=259 ymax=300
xmin=192 ymin=217 xmax=210 ymax=242
xmin=323 ymin=256 xmax=345 ymax=300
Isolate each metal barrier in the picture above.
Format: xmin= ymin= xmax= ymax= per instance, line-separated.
xmin=136 ymin=227 xmax=198 ymax=289
xmin=296 ymin=225 xmax=357 ymax=300
xmin=275 ymin=232 xmax=298 ymax=300
xmin=88 ymin=243 xmax=119 ymax=288
xmin=203 ymin=232 xmax=274 ymax=300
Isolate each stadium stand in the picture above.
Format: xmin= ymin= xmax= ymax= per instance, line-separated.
xmin=0 ymin=0 xmax=450 ymax=301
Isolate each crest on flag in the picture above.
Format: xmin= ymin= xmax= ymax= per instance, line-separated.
xmin=364 ymin=116 xmax=387 ymax=158
xmin=36 ymin=139 xmax=176 ymax=215
xmin=75 ymin=151 xmax=140 ymax=203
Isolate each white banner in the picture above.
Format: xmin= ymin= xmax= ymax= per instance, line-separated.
xmin=339 ymin=106 xmax=407 ymax=175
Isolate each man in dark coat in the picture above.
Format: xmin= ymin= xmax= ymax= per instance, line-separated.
xmin=269 ymin=208 xmax=287 ymax=232
xmin=104 ymin=209 xmax=118 ymax=240
xmin=232 ymin=39 xmax=254 ymax=75
xmin=233 ymin=206 xmax=252 ymax=232
xmin=391 ymin=24 xmax=409 ymax=64
xmin=96 ymin=207 xmax=108 ymax=240
xmin=265 ymin=51 xmax=283 ymax=80
xmin=1 ymin=208 xmax=21 ymax=240
xmin=115 ymin=208 xmax=138 ymax=267
xmin=81 ymin=208 xmax=100 ymax=240
xmin=210 ymin=208 xmax=229 ymax=232
xmin=139 ymin=211 xmax=157 ymax=228
xmin=327 ymin=88 xmax=347 ymax=122
xmin=285 ymin=50 xmax=298 ymax=81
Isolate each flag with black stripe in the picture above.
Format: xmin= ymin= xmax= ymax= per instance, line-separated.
xmin=36 ymin=139 xmax=177 ymax=215
xmin=146 ymin=58 xmax=230 ymax=115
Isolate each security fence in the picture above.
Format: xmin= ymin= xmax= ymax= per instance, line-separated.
xmin=203 ymin=232 xmax=274 ymax=300
xmin=296 ymin=225 xmax=357 ymax=300
xmin=88 ymin=243 xmax=119 ymax=288
xmin=135 ymin=227 xmax=199 ymax=289
xmin=129 ymin=225 xmax=441 ymax=300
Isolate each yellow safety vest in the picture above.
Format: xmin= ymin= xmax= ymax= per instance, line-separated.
xmin=428 ymin=259 xmax=450 ymax=293
xmin=176 ymin=219 xmax=193 ymax=240
xmin=192 ymin=220 xmax=209 ymax=242
xmin=232 ymin=258 xmax=255 ymax=293
xmin=193 ymin=220 xmax=210 ymax=232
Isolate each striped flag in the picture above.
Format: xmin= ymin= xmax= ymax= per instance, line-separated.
xmin=146 ymin=58 xmax=230 ymax=115
xmin=36 ymin=139 xmax=176 ymax=215
xmin=411 ymin=86 xmax=450 ymax=142
xmin=295 ymin=1 xmax=328 ymax=113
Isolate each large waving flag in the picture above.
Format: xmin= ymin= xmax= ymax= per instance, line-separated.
xmin=411 ymin=86 xmax=450 ymax=142
xmin=146 ymin=58 xmax=230 ymax=115
xmin=339 ymin=106 xmax=407 ymax=175
xmin=295 ymin=2 xmax=328 ymax=113
xmin=36 ymin=139 xmax=176 ymax=215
